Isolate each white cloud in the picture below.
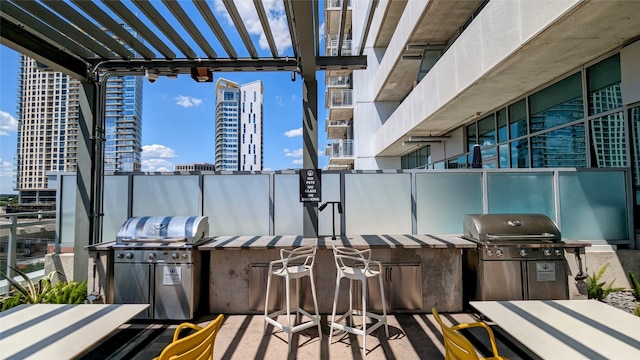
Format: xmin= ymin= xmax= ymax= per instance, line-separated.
xmin=0 ymin=110 xmax=18 ymax=136
xmin=141 ymin=158 xmax=173 ymax=172
xmin=291 ymin=94 xmax=296 ymax=101
xmin=284 ymin=148 xmax=303 ymax=157
xmin=275 ymin=95 xmax=284 ymax=106
xmin=174 ymin=95 xmax=203 ymax=108
xmin=142 ymin=144 xmax=177 ymax=159
xmin=214 ymin=0 xmax=291 ymax=55
xmin=0 ymin=158 xmax=15 ymax=176
xmin=292 ymin=159 xmax=303 ymax=165
xmin=284 ymin=127 xmax=302 ymax=137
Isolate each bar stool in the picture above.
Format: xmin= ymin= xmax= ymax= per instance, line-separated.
xmin=329 ymin=245 xmax=388 ymax=357
xmin=264 ymin=246 xmax=321 ymax=353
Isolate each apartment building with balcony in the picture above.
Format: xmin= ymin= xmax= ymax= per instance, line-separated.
xmin=214 ymin=78 xmax=263 ymax=171
xmin=324 ymin=0 xmax=355 ymax=169
xmin=325 ymin=0 xmax=640 ymax=217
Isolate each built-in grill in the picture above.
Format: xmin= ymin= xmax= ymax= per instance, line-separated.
xmin=112 ymin=216 xmax=209 ymax=320
xmin=462 ymin=214 xmax=571 ymax=302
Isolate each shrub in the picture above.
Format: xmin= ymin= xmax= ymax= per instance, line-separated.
xmin=634 ymin=304 xmax=640 ymax=317
xmin=0 ymin=266 xmax=87 ymax=311
xmin=586 ymin=262 xmax=623 ymax=301
xmin=629 ymin=271 xmax=640 ymax=301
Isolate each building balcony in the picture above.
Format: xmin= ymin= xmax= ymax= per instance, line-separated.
xmin=325 ymin=0 xmax=352 ymax=36
xmin=326 ymin=36 xmax=352 ymax=56
xmin=325 ymin=119 xmax=351 ymax=140
xmin=325 ymin=139 xmax=354 ymax=168
xmin=325 ymin=75 xmax=350 ymax=88
xmin=326 ymin=89 xmax=353 ymax=120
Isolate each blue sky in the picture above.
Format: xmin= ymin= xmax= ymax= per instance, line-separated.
xmin=0 ymin=1 xmax=329 ymax=194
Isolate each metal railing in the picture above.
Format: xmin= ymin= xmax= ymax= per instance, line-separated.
xmin=326 ymin=0 xmax=351 ymax=9
xmin=326 ymin=37 xmax=352 ymax=56
xmin=328 ymin=89 xmax=353 ymax=108
xmin=326 ymin=76 xmax=350 ymax=87
xmin=1 ymin=211 xmax=56 ymax=283
xmin=326 ymin=139 xmax=354 ymax=158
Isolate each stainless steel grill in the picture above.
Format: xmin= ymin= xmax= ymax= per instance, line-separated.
xmin=462 ymin=214 xmax=570 ymax=301
xmin=112 ymin=216 xmax=209 ymax=320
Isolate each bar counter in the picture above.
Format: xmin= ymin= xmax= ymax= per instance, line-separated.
xmin=198 ymin=234 xmax=474 ymax=314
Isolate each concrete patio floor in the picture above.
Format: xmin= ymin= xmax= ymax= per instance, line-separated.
xmin=92 ymin=312 xmax=529 ymax=360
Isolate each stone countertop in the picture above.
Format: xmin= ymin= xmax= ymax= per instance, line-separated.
xmin=197 ymin=234 xmax=475 ymax=250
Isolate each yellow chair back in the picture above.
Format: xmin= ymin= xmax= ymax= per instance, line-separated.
xmin=432 ymin=308 xmax=506 ymax=360
xmin=155 ymin=314 xmax=224 ymax=360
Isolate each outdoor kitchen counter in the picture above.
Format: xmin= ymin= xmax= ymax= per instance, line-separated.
xmin=197 ymin=234 xmax=475 ymax=249
xmin=199 ymin=235 xmax=472 ymax=314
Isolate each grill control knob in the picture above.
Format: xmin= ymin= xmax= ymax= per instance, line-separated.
xmin=182 ymin=253 xmax=189 ymax=260
xmin=148 ymin=253 xmax=157 ymax=260
xmin=554 ymin=249 xmax=563 ymax=257
xmin=495 ymin=248 xmax=504 ymax=257
xmin=519 ymin=248 xmax=528 ymax=257
xmin=543 ymin=248 xmax=552 ymax=256
xmin=125 ymin=252 xmax=134 ymax=259
xmin=486 ymin=249 xmax=493 ymax=256
xmin=171 ymin=252 xmax=179 ymax=260
xmin=116 ymin=252 xmax=125 ymax=259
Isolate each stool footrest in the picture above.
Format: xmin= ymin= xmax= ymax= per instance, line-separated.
xmin=265 ymin=310 xmax=320 ymax=335
xmin=330 ymin=309 xmax=387 ymax=336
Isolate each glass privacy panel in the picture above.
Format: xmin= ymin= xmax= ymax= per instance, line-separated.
xmin=345 ymin=173 xmax=411 ymax=235
xmin=203 ymin=174 xmax=269 ymax=236
xmin=102 ymin=175 xmax=130 ymax=242
xmin=274 ymin=174 xmax=303 ymax=235
xmin=319 ymin=173 xmax=341 ymax=237
xmin=59 ymin=175 xmax=77 ymax=246
xmin=132 ymin=175 xmax=200 ymax=216
xmin=416 ymin=173 xmax=482 ymax=234
xmin=487 ymin=173 xmax=554 ymax=218
xmin=559 ymin=171 xmax=628 ymax=241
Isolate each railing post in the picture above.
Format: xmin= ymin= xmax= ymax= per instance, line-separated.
xmin=6 ymin=215 xmax=17 ymax=279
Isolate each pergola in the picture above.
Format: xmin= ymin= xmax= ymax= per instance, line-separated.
xmin=0 ymin=0 xmax=372 ymax=280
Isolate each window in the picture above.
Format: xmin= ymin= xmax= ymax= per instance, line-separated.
xmin=478 ymin=115 xmax=495 ymax=148
xmin=509 ymin=99 xmax=527 ymax=139
xmin=587 ymin=54 xmax=622 ymax=116
xmin=529 ymin=72 xmax=583 ymax=133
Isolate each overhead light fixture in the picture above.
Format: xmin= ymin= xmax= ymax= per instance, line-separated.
xmin=190 ymin=67 xmax=213 ymax=82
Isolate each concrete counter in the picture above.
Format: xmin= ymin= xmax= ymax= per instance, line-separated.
xmin=199 ymin=235 xmax=473 ymax=314
xmin=197 ymin=234 xmax=475 ymax=250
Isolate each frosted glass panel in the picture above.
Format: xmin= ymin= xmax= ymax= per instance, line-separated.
xmin=559 ymin=171 xmax=628 ymax=240
xmin=487 ymin=173 xmax=554 ymax=218
xmin=416 ymin=173 xmax=482 ymax=234
xmin=59 ymin=175 xmax=77 ymax=246
xmin=345 ymin=173 xmax=411 ymax=235
xmin=132 ymin=175 xmax=200 ymax=216
xmin=203 ymin=174 xmax=269 ymax=236
xmin=102 ymin=175 xmax=130 ymax=242
xmin=319 ymin=173 xmax=341 ymax=237
xmin=274 ymin=174 xmax=302 ymax=235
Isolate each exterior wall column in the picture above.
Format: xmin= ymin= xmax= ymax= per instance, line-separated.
xmin=73 ymin=79 xmax=102 ymax=282
xmin=302 ymin=77 xmax=319 ymax=238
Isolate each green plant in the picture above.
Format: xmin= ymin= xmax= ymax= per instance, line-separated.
xmin=629 ymin=271 xmax=640 ymax=301
xmin=0 ymin=266 xmax=87 ymax=311
xmin=586 ymin=262 xmax=623 ymax=300
xmin=634 ymin=304 xmax=640 ymax=317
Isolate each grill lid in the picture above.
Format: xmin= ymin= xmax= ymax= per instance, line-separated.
xmin=463 ymin=214 xmax=560 ymax=243
xmin=116 ymin=216 xmax=209 ymax=244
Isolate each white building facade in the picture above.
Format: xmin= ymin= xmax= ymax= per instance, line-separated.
xmin=214 ymin=78 xmax=263 ymax=171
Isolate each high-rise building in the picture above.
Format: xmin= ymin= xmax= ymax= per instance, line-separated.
xmin=214 ymin=78 xmax=263 ymax=171
xmin=15 ymin=56 xmax=142 ymax=203
xmin=324 ymin=0 xmax=640 ymax=174
xmin=103 ymin=74 xmax=143 ymax=172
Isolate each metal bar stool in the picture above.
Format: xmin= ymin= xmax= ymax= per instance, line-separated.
xmin=264 ymin=246 xmax=321 ymax=353
xmin=329 ymin=245 xmax=388 ymax=357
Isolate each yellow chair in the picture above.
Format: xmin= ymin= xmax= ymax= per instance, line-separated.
xmin=432 ymin=308 xmax=506 ymax=360
xmin=154 ymin=314 xmax=224 ymax=360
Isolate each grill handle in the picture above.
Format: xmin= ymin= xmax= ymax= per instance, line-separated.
xmin=486 ymin=233 xmax=557 ymax=241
